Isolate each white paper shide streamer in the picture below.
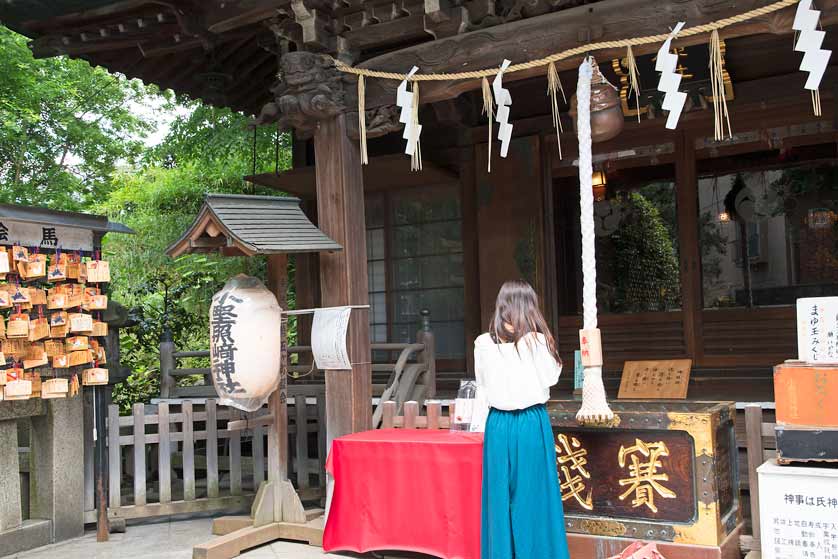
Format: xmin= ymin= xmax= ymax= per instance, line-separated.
xmin=793 ymin=0 xmax=831 ymax=115
xmin=655 ymin=22 xmax=687 ymax=130
xmin=493 ymin=59 xmax=513 ymax=158
xmin=794 ymin=0 xmax=831 ymax=90
xmin=397 ymin=66 xmax=422 ymax=156
xmin=575 ymin=57 xmax=615 ymax=425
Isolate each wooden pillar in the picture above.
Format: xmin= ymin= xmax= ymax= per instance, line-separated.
xmin=540 ymin=131 xmax=559 ymax=333
xmin=675 ymin=130 xmax=703 ymax=364
xmin=313 ymin=113 xmax=372 ymax=443
xmin=266 ymin=253 xmax=290 ymax=487
xmin=295 ymin=203 xmax=321 ymax=352
xmin=292 ymin=136 xmax=320 ymax=352
xmin=460 ymin=145 xmax=481 ymax=376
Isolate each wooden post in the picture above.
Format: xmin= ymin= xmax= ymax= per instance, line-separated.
xmin=417 ymin=310 xmax=436 ymax=399
xmin=675 ymin=130 xmax=703 ymax=364
xmin=460 ymin=144 xmax=481 ymax=377
xmin=313 ymin=113 xmax=373 ymax=445
xmin=266 ymin=254 xmax=290 ymax=485
xmin=94 ymin=386 xmax=110 ymax=541
xmin=745 ymin=404 xmax=764 ymax=547
xmin=159 ymin=333 xmax=176 ymax=399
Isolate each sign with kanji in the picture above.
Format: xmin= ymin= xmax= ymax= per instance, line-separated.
xmin=553 ymin=428 xmax=695 ymax=522
xmin=618 ymin=360 xmax=692 ymax=399
xmin=758 ymin=459 xmax=838 ymax=559
xmin=797 ymin=297 xmax=838 ymax=364
xmin=0 ymin=219 xmax=93 ymax=251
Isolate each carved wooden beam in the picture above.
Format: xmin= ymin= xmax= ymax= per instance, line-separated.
xmin=423 ymin=0 xmax=469 ymax=39
xmin=358 ymin=0 xmax=838 ymax=108
xmin=207 ymin=3 xmax=287 ymax=34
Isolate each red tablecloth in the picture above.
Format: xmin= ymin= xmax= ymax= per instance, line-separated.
xmin=324 ymin=429 xmax=483 ymax=559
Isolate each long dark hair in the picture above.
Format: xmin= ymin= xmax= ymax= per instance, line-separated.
xmin=489 ymin=279 xmax=562 ymax=365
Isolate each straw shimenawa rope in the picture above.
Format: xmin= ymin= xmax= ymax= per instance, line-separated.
xmin=481 ymin=77 xmax=494 ymax=172
xmin=334 ymin=0 xmax=798 ymax=81
xmin=358 ymin=74 xmax=369 ymax=164
xmin=625 ymin=45 xmax=642 ymax=123
xmin=547 ymin=61 xmax=565 ymax=160
xmin=709 ymin=29 xmax=733 ymax=140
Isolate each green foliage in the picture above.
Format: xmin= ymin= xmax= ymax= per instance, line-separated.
xmin=0 ymin=25 xmax=161 ymax=209
xmin=1 ymin=25 xmax=295 ymax=411
xmin=611 ymin=192 xmax=681 ymax=313
xmin=146 ymin=103 xmax=291 ymax=175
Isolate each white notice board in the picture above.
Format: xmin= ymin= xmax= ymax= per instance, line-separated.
xmin=311 ymin=307 xmax=352 ymax=370
xmin=797 ymin=297 xmax=838 ymax=364
xmin=758 ymin=459 xmax=838 ymax=559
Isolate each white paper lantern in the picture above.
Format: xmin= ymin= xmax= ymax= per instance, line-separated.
xmin=210 ymin=275 xmax=282 ymax=411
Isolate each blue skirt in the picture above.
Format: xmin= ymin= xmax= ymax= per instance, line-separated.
xmin=481 ymin=405 xmax=569 ymax=559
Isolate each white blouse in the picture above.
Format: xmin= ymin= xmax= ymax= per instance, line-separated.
xmin=473 ymin=332 xmax=563 ymax=411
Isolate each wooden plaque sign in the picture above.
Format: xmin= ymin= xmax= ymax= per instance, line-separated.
xmin=554 ymin=428 xmax=696 ymax=522
xmin=618 ymin=359 xmax=692 ymax=399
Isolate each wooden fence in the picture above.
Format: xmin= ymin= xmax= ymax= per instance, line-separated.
xmin=106 ymin=387 xmax=326 ymax=522
xmin=159 ymin=310 xmax=437 ymax=418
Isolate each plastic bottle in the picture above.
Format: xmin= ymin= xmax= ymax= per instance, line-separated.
xmin=450 ymin=379 xmax=477 ymax=431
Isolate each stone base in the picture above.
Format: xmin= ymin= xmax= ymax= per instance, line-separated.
xmin=567 ymin=523 xmax=742 ymax=559
xmin=0 ymin=519 xmax=51 ymax=557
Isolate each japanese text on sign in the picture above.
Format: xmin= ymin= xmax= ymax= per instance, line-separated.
xmin=0 ymin=219 xmax=94 ymax=251
xmin=797 ymin=297 xmax=838 ymax=364
xmin=556 ymin=434 xmax=679 ymax=515
xmin=211 ymin=292 xmax=244 ymax=394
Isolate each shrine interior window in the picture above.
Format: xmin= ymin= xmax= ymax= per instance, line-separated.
xmin=365 ymin=185 xmax=465 ymax=360
xmin=697 ymin=134 xmax=838 ymax=309
xmin=555 ymin=162 xmax=681 ymax=316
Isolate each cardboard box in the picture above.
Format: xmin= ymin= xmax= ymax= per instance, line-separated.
xmin=774 ymin=362 xmax=838 ymax=427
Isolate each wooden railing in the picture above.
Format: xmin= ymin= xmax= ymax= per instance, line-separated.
xmin=106 ymin=388 xmax=326 ymax=523
xmin=739 ymin=403 xmax=777 ymax=557
xmin=380 ymin=400 xmax=456 ymax=430
xmin=159 ymin=312 xmax=436 ymax=428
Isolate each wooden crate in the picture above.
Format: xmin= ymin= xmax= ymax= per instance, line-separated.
xmin=776 ymin=425 xmax=838 ymax=464
xmin=547 ymin=400 xmax=740 ymax=548
xmin=774 ymin=362 xmax=838 ymax=427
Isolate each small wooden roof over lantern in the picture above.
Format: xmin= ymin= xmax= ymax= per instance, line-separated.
xmin=167 ymin=194 xmax=342 ymax=258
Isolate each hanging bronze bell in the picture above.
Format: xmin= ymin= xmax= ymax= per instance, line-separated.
xmin=569 ymin=61 xmax=624 ymax=143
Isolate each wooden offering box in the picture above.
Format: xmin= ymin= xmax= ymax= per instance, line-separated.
xmin=774 ymin=362 xmax=838 ymax=427
xmin=774 ymin=363 xmax=838 ymax=463
xmin=547 ymin=400 xmax=739 ymax=548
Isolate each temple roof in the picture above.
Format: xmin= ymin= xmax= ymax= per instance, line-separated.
xmin=4 ymin=1 xmax=836 ymax=117
xmin=0 ymin=203 xmax=134 ymax=234
xmin=166 ymin=194 xmax=342 ymax=257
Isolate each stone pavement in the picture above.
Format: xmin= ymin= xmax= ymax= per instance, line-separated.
xmin=8 ymin=518 xmax=426 ymax=559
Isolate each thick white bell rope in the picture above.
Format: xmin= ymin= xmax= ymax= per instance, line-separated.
xmin=575 ymin=57 xmax=615 ymax=425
